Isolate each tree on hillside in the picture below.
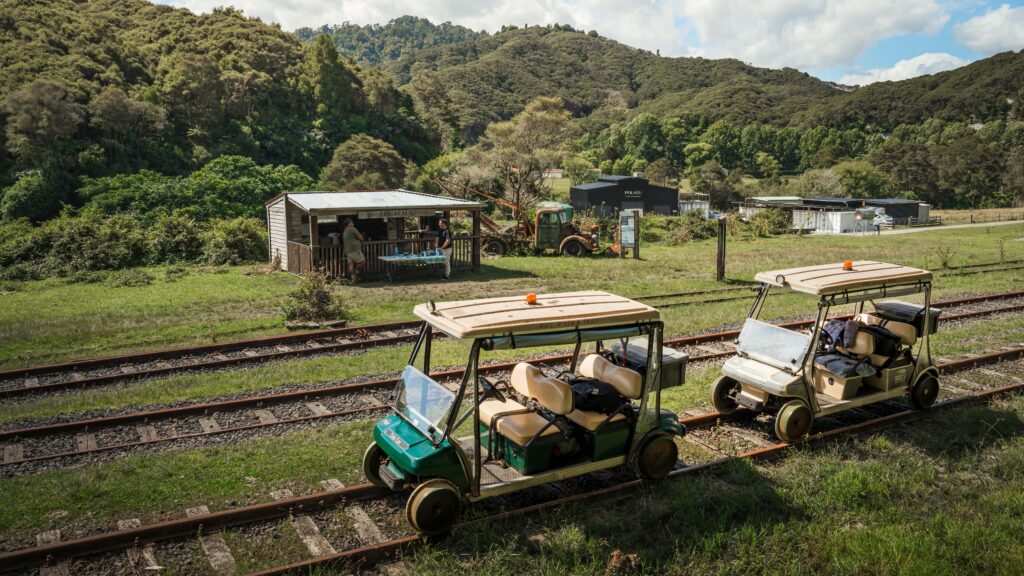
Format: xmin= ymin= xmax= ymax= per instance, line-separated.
xmin=320 ymin=134 xmax=410 ymax=190
xmin=933 ymin=135 xmax=1003 ymax=208
xmin=699 ymin=120 xmax=741 ymax=169
xmin=869 ymin=140 xmax=945 ymax=205
xmin=88 ymin=88 xmax=168 ymax=167
xmin=791 ymin=169 xmax=845 ymax=198
xmin=300 ymin=34 xmax=364 ymax=152
xmin=1001 ymin=148 xmax=1024 ymax=207
xmin=832 ymin=160 xmax=891 ymax=198
xmin=464 ymin=97 xmax=570 ymax=216
xmin=3 ymin=79 xmax=84 ymax=169
xmin=563 ymin=155 xmax=596 ymax=185
xmin=645 ymin=157 xmax=677 ymax=185
xmin=689 ymin=160 xmax=740 ymax=210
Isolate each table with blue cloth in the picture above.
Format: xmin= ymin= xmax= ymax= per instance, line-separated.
xmin=378 ymin=250 xmax=449 ymax=282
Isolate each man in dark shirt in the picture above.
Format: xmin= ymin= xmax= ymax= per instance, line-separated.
xmin=436 ymin=218 xmax=453 ymax=279
xmin=342 ymin=218 xmax=365 ymax=283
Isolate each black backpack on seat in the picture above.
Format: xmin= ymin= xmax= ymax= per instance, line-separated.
xmin=567 ymin=376 xmax=630 ymax=415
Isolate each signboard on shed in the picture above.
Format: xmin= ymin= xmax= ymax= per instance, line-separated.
xmin=357 ymin=209 xmax=437 ymax=219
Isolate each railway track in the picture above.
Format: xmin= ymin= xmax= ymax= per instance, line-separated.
xmin=2 ymin=347 xmax=1023 ymax=575
xmin=3 ymin=295 xmax=1024 ymax=474
xmin=3 ymin=284 xmax=1024 ymax=401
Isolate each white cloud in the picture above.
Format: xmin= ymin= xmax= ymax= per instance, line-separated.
xmin=678 ymin=0 xmax=950 ymax=70
xmin=838 ymin=52 xmax=968 ymax=85
xmin=158 ymin=0 xmax=687 ymax=54
xmin=953 ymin=4 xmax=1024 ymax=54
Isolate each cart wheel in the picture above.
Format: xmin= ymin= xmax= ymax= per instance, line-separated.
xmin=483 ymin=238 xmax=507 ymax=256
xmin=560 ymin=239 xmax=587 ymax=257
xmin=637 ymin=433 xmax=678 ymax=480
xmin=710 ymin=376 xmax=741 ymax=415
xmin=362 ymin=442 xmax=389 ymax=489
xmin=406 ymin=479 xmax=461 ymax=535
xmin=909 ymin=373 xmax=939 ymax=410
xmin=774 ymin=400 xmax=812 ymax=443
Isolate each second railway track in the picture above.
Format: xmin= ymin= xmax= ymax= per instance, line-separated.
xmin=2 ymin=287 xmax=1024 ymax=400
xmin=3 ymin=295 xmax=1024 ymax=474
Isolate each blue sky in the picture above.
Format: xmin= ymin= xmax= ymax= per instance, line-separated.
xmin=159 ymin=0 xmax=1024 ymax=84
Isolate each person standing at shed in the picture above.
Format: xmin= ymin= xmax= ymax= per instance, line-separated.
xmin=436 ymin=218 xmax=453 ymax=279
xmin=342 ymin=218 xmax=365 ymax=284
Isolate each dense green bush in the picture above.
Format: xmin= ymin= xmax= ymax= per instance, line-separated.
xmin=147 ymin=211 xmax=204 ymax=263
xmin=670 ymin=210 xmax=719 ymax=243
xmin=748 ymin=208 xmax=791 ymax=237
xmin=0 ymin=171 xmax=65 ymax=222
xmin=0 ymin=211 xmax=269 ymax=278
xmin=201 ymin=217 xmax=268 ymax=265
xmin=282 ymin=269 xmax=347 ymax=322
xmin=45 ymin=210 xmax=148 ymax=273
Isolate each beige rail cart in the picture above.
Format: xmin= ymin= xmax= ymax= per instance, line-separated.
xmin=710 ymin=261 xmax=940 ymax=442
xmin=363 ymin=291 xmax=688 ymax=534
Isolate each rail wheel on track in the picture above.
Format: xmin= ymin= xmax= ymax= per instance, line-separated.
xmin=637 ymin=432 xmax=678 ymax=480
xmin=774 ymin=400 xmax=812 ymax=443
xmin=711 ymin=376 xmax=741 ymax=415
xmin=910 ymin=373 xmax=939 ymax=410
xmin=362 ymin=442 xmax=389 ymax=489
xmin=406 ymin=479 xmax=460 ymax=535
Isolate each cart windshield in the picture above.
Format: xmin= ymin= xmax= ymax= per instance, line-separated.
xmin=395 ymin=365 xmax=456 ymax=442
xmin=736 ymin=318 xmax=811 ymax=372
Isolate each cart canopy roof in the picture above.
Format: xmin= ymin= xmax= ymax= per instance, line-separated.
xmin=413 ymin=291 xmax=659 ymax=339
xmin=754 ymin=261 xmax=932 ymax=295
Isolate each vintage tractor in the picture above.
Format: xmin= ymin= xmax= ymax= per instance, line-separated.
xmin=434 ymin=179 xmax=598 ymax=257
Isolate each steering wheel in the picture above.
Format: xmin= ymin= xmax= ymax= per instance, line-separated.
xmin=478 ymin=375 xmax=507 ymax=403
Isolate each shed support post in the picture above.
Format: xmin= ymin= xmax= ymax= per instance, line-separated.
xmin=309 ymin=215 xmax=319 ymax=275
xmin=472 ymin=210 xmax=481 ymax=271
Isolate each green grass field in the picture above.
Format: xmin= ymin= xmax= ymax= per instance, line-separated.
xmin=2 ymin=222 xmax=1023 ymax=370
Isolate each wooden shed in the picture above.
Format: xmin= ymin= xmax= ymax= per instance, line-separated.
xmin=265 ymin=190 xmax=485 ymax=278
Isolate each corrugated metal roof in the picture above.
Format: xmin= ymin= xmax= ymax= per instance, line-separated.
xmin=284 ymin=189 xmax=484 ymax=213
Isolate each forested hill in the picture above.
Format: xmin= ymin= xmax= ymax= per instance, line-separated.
xmin=0 ymin=0 xmax=439 ymax=218
xmin=295 ymin=16 xmax=486 ymax=65
xmin=300 ymin=22 xmax=1023 ymax=141
xmin=375 ymin=25 xmax=846 ymax=140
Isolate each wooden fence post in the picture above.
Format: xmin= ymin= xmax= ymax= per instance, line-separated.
xmin=716 ymin=218 xmax=726 ymax=282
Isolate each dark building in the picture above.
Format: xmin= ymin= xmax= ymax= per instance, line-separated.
xmin=570 ymin=175 xmax=679 ymax=216
xmin=863 ymin=198 xmax=923 ymax=220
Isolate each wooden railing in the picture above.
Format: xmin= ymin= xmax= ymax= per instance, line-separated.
xmin=309 ymin=235 xmax=479 ymax=278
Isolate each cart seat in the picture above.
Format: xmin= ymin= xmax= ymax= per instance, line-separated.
xmin=479 ymin=398 xmax=527 ymax=427
xmin=836 ymin=330 xmax=875 ymax=358
xmin=578 ymin=354 xmax=642 ymax=399
xmin=510 ymin=363 xmax=574 ymax=415
xmin=566 ymin=409 xmax=627 ymax=431
xmin=855 ymin=313 xmax=917 ymax=346
xmin=491 ymin=412 xmax=561 ymax=446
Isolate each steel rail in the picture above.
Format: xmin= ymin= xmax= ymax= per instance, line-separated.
xmin=0 ymin=320 xmax=423 ymax=379
xmin=2 ymin=296 xmax=1023 ymax=454
xmin=0 ymin=329 xmax=424 ymax=400
xmin=2 ymin=345 xmax=1023 ymax=573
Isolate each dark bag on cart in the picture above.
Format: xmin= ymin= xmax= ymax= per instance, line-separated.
xmin=567 ymin=377 xmax=630 ymax=415
xmin=859 ymin=325 xmax=902 ymax=357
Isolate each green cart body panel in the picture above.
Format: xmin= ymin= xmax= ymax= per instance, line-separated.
xmin=479 ymin=424 xmax=562 ymax=475
xmin=573 ymin=420 xmax=631 ymax=461
xmin=373 ymin=414 xmax=468 ymax=488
